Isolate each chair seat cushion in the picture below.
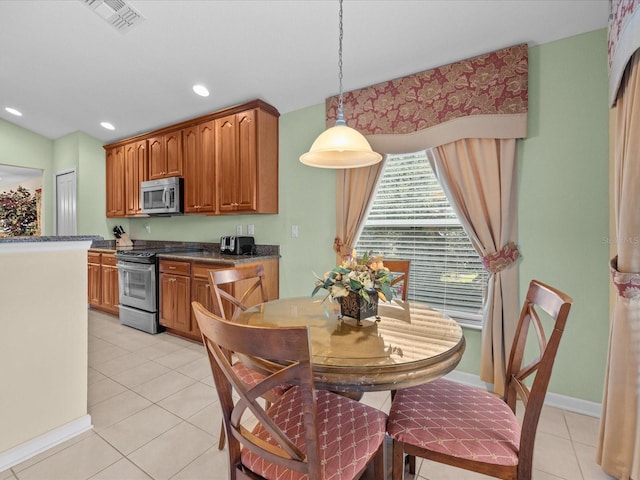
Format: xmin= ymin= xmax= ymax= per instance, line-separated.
xmin=241 ymin=386 xmax=388 ymax=480
xmin=387 ymin=378 xmax=520 ymax=466
xmin=232 ymin=361 xmax=290 ymax=399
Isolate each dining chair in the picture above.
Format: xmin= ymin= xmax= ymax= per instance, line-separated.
xmin=383 ymin=259 xmax=411 ymax=302
xmin=208 ymin=264 xmax=290 ymax=450
xmin=387 ymin=279 xmax=573 ymax=480
xmin=192 ymin=301 xmax=388 ymax=480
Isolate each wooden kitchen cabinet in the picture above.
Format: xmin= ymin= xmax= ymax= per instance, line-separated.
xmin=183 ymin=121 xmax=216 ymax=214
xmin=159 ymin=260 xmax=192 ymax=334
xmin=158 ymin=257 xmax=279 ymax=342
xmin=124 ymin=139 xmax=148 ymax=215
xmin=105 ymin=146 xmax=125 ymax=217
xmin=88 ymin=252 xmax=102 ymax=308
xmin=103 ymin=100 xmax=278 ymax=217
xmin=88 ymin=250 xmax=119 ymax=316
xmin=148 ymin=130 xmax=183 ymax=180
xmin=101 ymin=253 xmax=120 ymax=315
xmin=215 ymin=108 xmax=278 ymax=214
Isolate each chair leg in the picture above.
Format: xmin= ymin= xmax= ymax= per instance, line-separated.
xmin=373 ymin=441 xmax=385 ymax=480
xmin=407 ymin=455 xmax=415 ymax=475
xmin=392 ymin=440 xmax=404 ymax=480
xmin=218 ymin=421 xmax=226 ymax=450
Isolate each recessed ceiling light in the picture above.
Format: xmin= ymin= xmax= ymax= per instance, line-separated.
xmin=101 ymin=122 xmax=115 ymax=130
xmin=193 ymin=84 xmax=210 ymax=97
xmin=5 ymin=107 xmax=22 ymax=116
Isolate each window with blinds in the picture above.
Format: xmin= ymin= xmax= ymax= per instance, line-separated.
xmin=355 ymin=151 xmax=487 ymax=328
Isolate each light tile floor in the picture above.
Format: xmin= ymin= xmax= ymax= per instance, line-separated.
xmin=1 ymin=309 xmax=616 ymax=480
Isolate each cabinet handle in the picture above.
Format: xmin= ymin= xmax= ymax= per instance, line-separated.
xmin=169 ymin=266 xmax=176 ymax=270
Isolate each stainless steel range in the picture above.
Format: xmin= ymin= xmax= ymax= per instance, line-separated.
xmin=116 ymin=246 xmax=201 ymax=334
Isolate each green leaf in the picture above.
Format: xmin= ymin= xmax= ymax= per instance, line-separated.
xmin=361 ymin=290 xmax=371 ymax=302
xmin=380 ymin=284 xmax=394 ymax=301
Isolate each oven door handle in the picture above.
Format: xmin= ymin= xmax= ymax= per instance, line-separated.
xmin=124 ymin=271 xmax=130 ymax=296
xmin=118 ymin=261 xmax=155 ymax=271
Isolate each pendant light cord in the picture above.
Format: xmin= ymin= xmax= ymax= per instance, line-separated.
xmin=337 ymin=0 xmax=345 ymax=125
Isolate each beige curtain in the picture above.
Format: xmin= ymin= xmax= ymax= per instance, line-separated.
xmin=597 ymin=51 xmax=640 ymax=480
xmin=334 ymin=161 xmax=385 ymax=263
xmin=428 ymin=138 xmax=520 ymax=395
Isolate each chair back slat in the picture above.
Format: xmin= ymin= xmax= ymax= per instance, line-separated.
xmin=192 ymin=301 xmax=322 ymax=478
xmin=209 ymin=264 xmax=269 ymax=321
xmin=383 ymin=259 xmax=411 ymax=302
xmin=503 ymin=280 xmax=573 ymax=472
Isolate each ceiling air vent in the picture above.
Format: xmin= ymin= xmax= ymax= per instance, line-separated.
xmin=81 ymin=0 xmax=145 ymax=34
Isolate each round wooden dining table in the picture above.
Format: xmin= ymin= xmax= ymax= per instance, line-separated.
xmin=237 ymin=296 xmax=465 ymax=395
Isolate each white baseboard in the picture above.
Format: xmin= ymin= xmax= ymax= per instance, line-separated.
xmin=0 ymin=415 xmax=93 ymax=472
xmin=445 ymin=371 xmax=602 ymax=418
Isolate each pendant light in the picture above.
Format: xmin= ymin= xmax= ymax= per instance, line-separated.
xmin=300 ymin=0 xmax=382 ymax=169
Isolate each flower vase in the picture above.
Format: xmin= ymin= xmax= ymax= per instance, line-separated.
xmin=339 ymin=291 xmax=379 ymax=324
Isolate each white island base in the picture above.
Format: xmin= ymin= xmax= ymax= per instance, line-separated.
xmin=0 ymin=239 xmax=95 ymax=471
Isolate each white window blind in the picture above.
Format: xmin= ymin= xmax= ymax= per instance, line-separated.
xmin=356 ymin=151 xmax=487 ymax=327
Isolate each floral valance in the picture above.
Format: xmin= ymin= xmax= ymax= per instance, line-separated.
xmin=609 ymin=0 xmax=640 ymax=105
xmin=325 ymin=44 xmax=528 ymax=151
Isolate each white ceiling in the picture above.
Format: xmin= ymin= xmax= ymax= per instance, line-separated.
xmin=0 ymin=0 xmax=609 ymax=146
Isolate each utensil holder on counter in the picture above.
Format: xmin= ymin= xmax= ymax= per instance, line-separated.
xmin=116 ymin=233 xmax=133 ymax=247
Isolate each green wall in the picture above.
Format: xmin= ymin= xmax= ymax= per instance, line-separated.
xmin=518 ymin=29 xmax=609 ymax=402
xmin=0 ymin=29 xmax=609 ymax=404
xmin=51 ymin=131 xmax=110 ymax=236
xmin=0 ymin=119 xmax=53 ymax=234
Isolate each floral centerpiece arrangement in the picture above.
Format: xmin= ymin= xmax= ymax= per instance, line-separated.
xmin=312 ymin=250 xmax=394 ymax=321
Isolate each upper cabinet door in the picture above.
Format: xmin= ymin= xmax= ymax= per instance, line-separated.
xmin=148 ymin=136 xmax=165 ymax=179
xmin=148 ymin=131 xmax=183 ymax=180
xmin=216 ymin=110 xmax=257 ymax=213
xmin=164 ymin=130 xmax=183 ymax=177
xmin=215 ymin=114 xmax=239 ymax=213
xmin=198 ymin=121 xmax=216 ymax=212
xmin=183 ymin=122 xmax=216 ymax=214
xmin=183 ymin=126 xmax=199 ymax=213
xmin=124 ymin=140 xmax=147 ymax=215
xmin=236 ymin=110 xmax=257 ymax=210
xmin=106 ymin=146 xmax=125 ymax=217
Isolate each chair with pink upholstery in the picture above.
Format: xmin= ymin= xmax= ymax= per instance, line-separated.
xmin=192 ymin=301 xmax=388 ymax=480
xmin=387 ymin=279 xmax=573 ymax=480
xmin=208 ymin=264 xmax=289 ymax=450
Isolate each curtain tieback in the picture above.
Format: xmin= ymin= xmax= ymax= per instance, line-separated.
xmin=481 ymin=242 xmax=520 ymax=274
xmin=610 ymin=256 xmax=640 ymax=300
xmin=333 ymin=237 xmax=352 ymax=259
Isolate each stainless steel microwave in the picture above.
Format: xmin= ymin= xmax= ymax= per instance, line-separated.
xmin=140 ymin=177 xmax=183 ymax=215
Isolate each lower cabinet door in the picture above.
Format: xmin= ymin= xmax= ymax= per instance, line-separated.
xmin=101 ymin=265 xmax=120 ymax=315
xmin=190 ymin=277 xmax=213 ymax=337
xmin=88 ymin=263 xmax=101 ymax=307
xmin=160 ymin=274 xmax=191 ymax=332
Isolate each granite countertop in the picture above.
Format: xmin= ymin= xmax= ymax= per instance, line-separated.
xmin=88 ymin=239 xmax=280 ymax=264
xmin=157 ymin=250 xmax=280 ymax=265
xmin=0 ymin=235 xmax=103 ymax=244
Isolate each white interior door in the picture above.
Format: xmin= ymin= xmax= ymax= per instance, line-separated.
xmin=56 ymin=170 xmax=77 ymax=236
